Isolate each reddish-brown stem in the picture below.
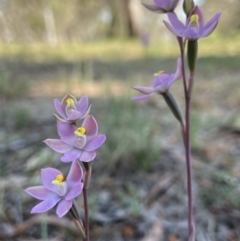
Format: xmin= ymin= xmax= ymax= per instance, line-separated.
xmin=83 ymin=188 xmax=89 ymax=241
xmin=177 ymin=37 xmax=188 ymax=97
xmin=185 ymin=95 xmax=195 ymax=241
xmin=178 ymin=38 xmax=196 ymax=241
xmin=83 ymin=166 xmax=92 ymax=241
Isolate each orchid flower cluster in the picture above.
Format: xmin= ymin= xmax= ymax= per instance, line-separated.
xmin=25 ymin=94 xmax=106 ymax=240
xmin=133 ymin=0 xmax=220 ymax=240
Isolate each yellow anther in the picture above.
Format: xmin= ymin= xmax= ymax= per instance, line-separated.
xmin=190 ymin=14 xmax=199 ymax=24
xmin=52 ymin=174 xmax=65 ymax=185
xmin=154 ymin=70 xmax=164 ymax=76
xmin=66 ymin=98 xmax=75 ymax=107
xmin=74 ymin=127 xmax=86 ymax=136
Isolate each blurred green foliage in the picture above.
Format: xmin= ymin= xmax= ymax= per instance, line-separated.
xmin=93 ymin=96 xmax=161 ymax=171
xmin=201 ymin=171 xmax=240 ymax=209
xmin=0 ymin=72 xmax=29 ymax=99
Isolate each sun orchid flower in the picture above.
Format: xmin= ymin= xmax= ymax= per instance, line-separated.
xmin=132 ymin=58 xmax=181 ymax=101
xmin=163 ymin=6 xmax=221 ymax=40
xmin=54 ymin=94 xmax=91 ymax=123
xmin=44 ymin=115 xmax=106 ymax=162
xmin=25 ymin=160 xmax=83 ymax=218
xmin=142 ymin=0 xmax=180 ymax=13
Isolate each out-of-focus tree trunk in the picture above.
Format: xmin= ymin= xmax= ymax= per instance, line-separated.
xmin=106 ymin=0 xmax=118 ymax=37
xmin=122 ymin=0 xmax=142 ymax=38
xmin=43 ymin=6 xmax=58 ymax=45
xmin=106 ymin=0 xmax=143 ymax=38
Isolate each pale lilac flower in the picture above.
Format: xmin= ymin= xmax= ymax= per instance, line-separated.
xmin=142 ymin=0 xmax=180 ymax=13
xmin=44 ymin=115 xmax=106 ymax=162
xmin=25 ymin=160 xmax=83 ymax=218
xmin=54 ymin=94 xmax=91 ymax=123
xmin=132 ymin=58 xmax=181 ymax=101
xmin=163 ymin=6 xmax=221 ymax=40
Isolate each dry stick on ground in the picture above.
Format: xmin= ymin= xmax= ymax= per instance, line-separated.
xmin=0 ymin=215 xmax=80 ymax=240
xmin=140 ymin=218 xmax=164 ymax=241
xmin=144 ymin=172 xmax=180 ymax=206
xmin=0 ymin=134 xmax=42 ymax=153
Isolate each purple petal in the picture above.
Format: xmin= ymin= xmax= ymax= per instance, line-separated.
xmin=153 ymin=74 xmax=169 ymax=87
xmin=154 ymin=0 xmax=174 ymax=5
xmin=67 ymin=111 xmax=83 ymax=121
xmin=54 ymin=99 xmax=66 ymax=119
xmin=25 ymin=186 xmax=55 ymax=200
xmin=84 ymin=134 xmax=106 ymax=151
xmin=80 ymin=106 xmax=91 ymax=120
xmin=132 ymin=86 xmax=154 ymax=94
xmin=56 ymin=199 xmax=72 ymax=217
xmin=167 ymin=12 xmax=185 ymax=32
xmin=57 ymin=122 xmax=76 ymax=146
xmin=170 ymin=0 xmax=180 ymax=10
xmin=183 ymin=28 xmax=199 ymax=40
xmin=142 ymin=3 xmax=165 ymax=13
xmin=82 ymin=115 xmax=98 ymax=136
xmin=65 ymin=182 xmax=83 ymax=201
xmin=173 ymin=57 xmax=182 ymax=80
xmin=41 ymin=168 xmax=62 ymax=192
xmin=67 ymin=160 xmax=83 ymax=184
xmin=200 ymin=13 xmax=221 ymax=37
xmin=131 ymin=94 xmax=152 ymax=101
xmin=53 ymin=114 xmax=68 ymax=123
xmin=153 ymin=0 xmax=165 ymax=6
xmin=44 ymin=139 xmax=73 ymax=153
xmin=31 ymin=195 xmax=61 ymax=214
xmin=61 ymin=149 xmax=81 ymax=162
xmin=79 ymin=151 xmax=96 ymax=162
xmin=163 ymin=20 xmax=182 ymax=37
xmin=155 ymin=81 xmax=169 ymax=93
xmin=77 ymin=95 xmax=89 ymax=112
xmin=166 ymin=74 xmax=177 ymax=88
xmin=154 ymin=0 xmax=178 ymax=11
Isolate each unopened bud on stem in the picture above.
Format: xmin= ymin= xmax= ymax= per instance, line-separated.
xmin=187 ymin=40 xmax=198 ymax=75
xmin=183 ymin=0 xmax=195 ymax=17
xmin=162 ymin=92 xmax=184 ymax=125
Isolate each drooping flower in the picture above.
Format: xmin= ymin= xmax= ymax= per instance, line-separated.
xmin=54 ymin=94 xmax=91 ymax=123
xmin=25 ymin=160 xmax=83 ymax=218
xmin=163 ymin=6 xmax=221 ymax=40
xmin=132 ymin=58 xmax=181 ymax=101
xmin=44 ymin=115 xmax=106 ymax=162
xmin=142 ymin=0 xmax=180 ymax=13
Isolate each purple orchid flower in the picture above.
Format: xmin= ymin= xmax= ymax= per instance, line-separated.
xmin=142 ymin=0 xmax=180 ymax=13
xmin=44 ymin=115 xmax=106 ymax=162
xmin=54 ymin=94 xmax=91 ymax=123
xmin=163 ymin=6 xmax=221 ymax=40
xmin=25 ymin=160 xmax=83 ymax=218
xmin=132 ymin=58 xmax=181 ymax=101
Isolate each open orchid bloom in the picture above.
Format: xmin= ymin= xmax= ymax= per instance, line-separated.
xmin=163 ymin=6 xmax=221 ymax=40
xmin=54 ymin=94 xmax=91 ymax=123
xmin=142 ymin=0 xmax=180 ymax=13
xmin=132 ymin=58 xmax=181 ymax=101
xmin=25 ymin=161 xmax=83 ymax=218
xmin=44 ymin=115 xmax=106 ymax=162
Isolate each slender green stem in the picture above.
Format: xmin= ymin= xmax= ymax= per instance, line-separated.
xmin=69 ymin=209 xmax=86 ymax=238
